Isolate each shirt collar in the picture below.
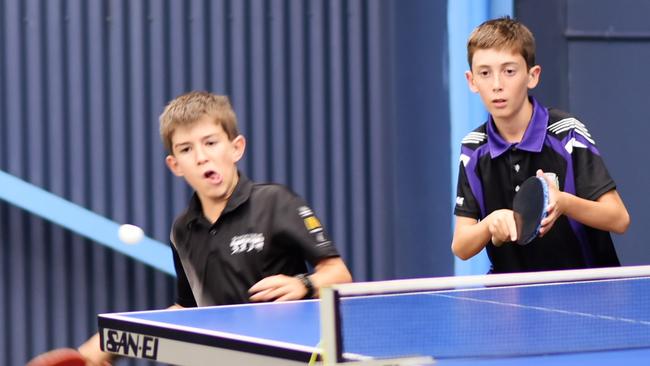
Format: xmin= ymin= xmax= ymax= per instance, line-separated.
xmin=223 ymin=171 xmax=253 ymax=214
xmin=487 ymin=96 xmax=548 ymax=158
xmin=183 ymin=171 xmax=253 ymax=227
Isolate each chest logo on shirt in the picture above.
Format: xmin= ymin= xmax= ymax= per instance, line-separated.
xmin=229 ymin=233 xmax=265 ymax=254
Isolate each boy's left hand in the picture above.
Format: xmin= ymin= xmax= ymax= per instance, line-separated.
xmin=248 ymin=274 xmax=307 ymax=302
xmin=536 ymin=169 xmax=563 ymax=237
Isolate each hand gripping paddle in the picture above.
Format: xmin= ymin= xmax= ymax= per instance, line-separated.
xmin=512 ymin=176 xmax=549 ymax=245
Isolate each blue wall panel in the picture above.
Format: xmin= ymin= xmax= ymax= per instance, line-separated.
xmin=566 ymin=0 xmax=650 ymax=266
xmin=392 ymin=0 xmax=452 ymax=278
xmin=1 ymin=0 xmax=452 ymax=364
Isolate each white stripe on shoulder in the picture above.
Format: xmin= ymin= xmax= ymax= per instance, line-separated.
xmin=548 ymin=117 xmax=584 ymax=132
xmin=461 ymin=132 xmax=487 ymax=145
xmin=459 ymin=154 xmax=470 ymax=167
xmin=564 ymin=137 xmax=588 ymax=154
xmin=547 ymin=117 xmax=595 ymax=145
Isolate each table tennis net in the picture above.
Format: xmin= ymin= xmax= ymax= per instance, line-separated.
xmin=320 ymin=265 xmax=650 ymax=363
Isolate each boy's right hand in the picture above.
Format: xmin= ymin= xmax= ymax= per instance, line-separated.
xmin=248 ymin=274 xmax=308 ymax=302
xmin=487 ymin=209 xmax=517 ymax=246
xmin=26 ymin=347 xmax=105 ymax=366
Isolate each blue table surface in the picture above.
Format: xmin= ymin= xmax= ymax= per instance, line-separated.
xmin=114 ymin=277 xmax=650 ymax=364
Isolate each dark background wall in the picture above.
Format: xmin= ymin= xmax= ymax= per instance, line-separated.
xmin=2 ymin=0 xmax=648 ymax=364
xmin=517 ymin=0 xmax=650 ymax=266
xmin=0 ymin=0 xmax=450 ymax=364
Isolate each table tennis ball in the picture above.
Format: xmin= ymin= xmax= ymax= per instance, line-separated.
xmin=118 ymin=224 xmax=144 ymax=245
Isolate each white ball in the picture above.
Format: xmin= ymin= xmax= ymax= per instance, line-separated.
xmin=118 ymin=224 xmax=144 ymax=245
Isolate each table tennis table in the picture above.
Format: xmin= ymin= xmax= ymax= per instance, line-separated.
xmin=98 ymin=268 xmax=650 ymax=365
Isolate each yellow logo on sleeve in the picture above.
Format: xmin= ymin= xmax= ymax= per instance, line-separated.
xmin=303 ymin=216 xmax=322 ymax=231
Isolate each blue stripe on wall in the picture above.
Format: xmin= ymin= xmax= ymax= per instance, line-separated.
xmin=448 ymin=0 xmax=513 ymax=276
xmin=0 ymin=170 xmax=174 ymax=275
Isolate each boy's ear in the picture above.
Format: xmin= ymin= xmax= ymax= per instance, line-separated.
xmin=231 ymin=135 xmax=246 ymax=163
xmin=527 ymin=65 xmax=542 ymax=89
xmin=165 ymin=155 xmax=184 ymax=177
xmin=465 ymin=70 xmax=479 ymax=93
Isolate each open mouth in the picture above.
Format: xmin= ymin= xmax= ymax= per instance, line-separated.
xmin=203 ymin=170 xmax=223 ymax=184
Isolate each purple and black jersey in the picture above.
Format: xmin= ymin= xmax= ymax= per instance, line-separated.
xmin=454 ymin=97 xmax=620 ymax=273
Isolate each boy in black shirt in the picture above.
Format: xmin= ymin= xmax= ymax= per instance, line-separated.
xmin=78 ymin=91 xmax=352 ymax=364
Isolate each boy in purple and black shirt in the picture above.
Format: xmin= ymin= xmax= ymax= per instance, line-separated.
xmin=451 ymin=17 xmax=630 ymax=273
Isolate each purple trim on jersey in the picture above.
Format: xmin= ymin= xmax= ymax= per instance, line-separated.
xmin=545 ymin=135 xmax=595 ymax=266
xmin=487 ymin=97 xmax=549 ymax=158
xmin=463 ymin=144 xmax=490 ymax=218
xmin=568 ymin=217 xmax=594 ymax=266
xmin=460 ymin=145 xmax=475 ymax=162
xmin=545 ymin=136 xmax=575 ymax=194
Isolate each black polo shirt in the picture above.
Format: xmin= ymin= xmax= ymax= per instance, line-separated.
xmin=454 ymin=97 xmax=620 ymax=273
xmin=170 ymin=173 xmax=341 ymax=307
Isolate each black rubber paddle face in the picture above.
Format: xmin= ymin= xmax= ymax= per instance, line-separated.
xmin=513 ymin=176 xmax=549 ymax=245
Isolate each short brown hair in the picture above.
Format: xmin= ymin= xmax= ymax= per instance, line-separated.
xmin=467 ymin=16 xmax=536 ymax=70
xmin=159 ymin=91 xmax=240 ymax=154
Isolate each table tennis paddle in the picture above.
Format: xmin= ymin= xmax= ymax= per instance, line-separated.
xmin=512 ymin=175 xmax=549 ymax=245
xmin=26 ymin=348 xmax=86 ymax=366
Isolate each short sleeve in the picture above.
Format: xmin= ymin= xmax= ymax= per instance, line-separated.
xmin=273 ymin=190 xmax=340 ymax=265
xmin=571 ymin=134 xmax=616 ymax=201
xmin=454 ymin=161 xmax=480 ymax=219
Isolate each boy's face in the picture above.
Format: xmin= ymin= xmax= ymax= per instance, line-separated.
xmin=465 ymin=48 xmax=541 ymax=123
xmin=165 ymin=115 xmax=245 ymax=204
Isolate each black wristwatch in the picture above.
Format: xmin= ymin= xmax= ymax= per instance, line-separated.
xmin=295 ymin=273 xmax=315 ymax=299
